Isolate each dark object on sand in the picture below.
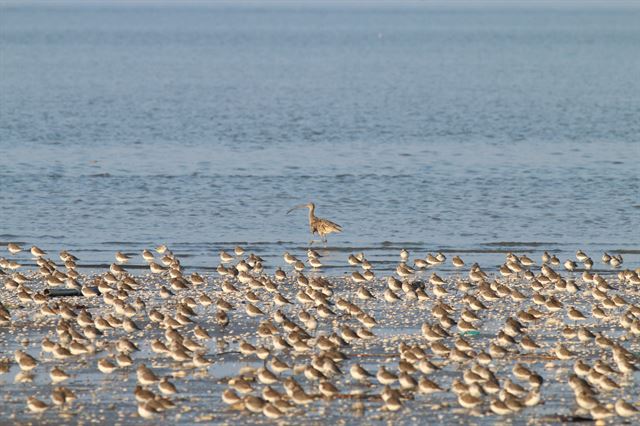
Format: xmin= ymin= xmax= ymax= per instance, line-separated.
xmin=44 ymin=287 xmax=99 ymax=298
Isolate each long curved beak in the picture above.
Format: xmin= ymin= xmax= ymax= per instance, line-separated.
xmin=287 ymin=204 xmax=308 ymax=215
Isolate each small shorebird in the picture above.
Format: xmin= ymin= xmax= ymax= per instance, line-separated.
xmin=15 ymin=350 xmax=37 ymax=371
xmin=141 ymin=249 xmax=154 ymax=262
xmin=287 ymin=202 xmax=342 ymax=245
xmin=158 ymin=378 xmax=177 ymax=395
xmin=400 ymin=249 xmax=409 ymax=261
xmin=568 ymin=307 xmax=587 ymax=323
xmin=458 ymin=393 xmax=482 ymax=409
xmin=615 ymin=399 xmax=639 ymax=417
xmin=50 ymin=367 xmax=70 ymax=383
xmin=7 ymin=243 xmax=22 ymax=254
xmin=98 ymin=358 xmax=117 ymax=374
xmin=27 ymin=396 xmax=49 ymax=413
xmin=376 ymin=366 xmax=398 ymax=385
xmin=137 ymin=401 xmax=159 ymax=419
xmin=564 ymin=260 xmax=577 ymax=272
xmin=30 ymin=246 xmax=46 ymax=257
xmin=555 ymin=343 xmax=575 ymax=360
xmin=263 ymin=403 xmax=284 ymax=419
xmin=576 ymin=250 xmax=589 ymax=262
xmin=309 ymin=257 xmax=323 ymax=269
xmin=115 ymin=251 xmax=130 ymax=264
xmin=418 ymin=377 xmax=443 ymax=394
xmin=350 ymin=364 xmax=373 ymax=381
xmin=220 ymin=251 xmax=234 ymax=264
xmin=137 ymin=365 xmax=159 ymax=385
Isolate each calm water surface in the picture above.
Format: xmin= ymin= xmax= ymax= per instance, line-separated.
xmin=1 ymin=1 xmax=639 ymax=270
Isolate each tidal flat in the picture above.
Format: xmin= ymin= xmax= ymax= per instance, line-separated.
xmin=1 ymin=245 xmax=639 ymax=425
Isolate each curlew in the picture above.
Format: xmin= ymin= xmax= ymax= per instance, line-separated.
xmin=287 ymin=202 xmax=342 ymax=245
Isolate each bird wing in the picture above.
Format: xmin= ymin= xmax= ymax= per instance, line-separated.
xmin=316 ymin=218 xmax=342 ymax=234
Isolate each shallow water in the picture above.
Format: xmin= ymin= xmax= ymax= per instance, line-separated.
xmin=0 ymin=1 xmax=639 ymax=269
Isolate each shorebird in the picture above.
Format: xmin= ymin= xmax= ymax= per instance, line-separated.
xmin=263 ymin=403 xmax=284 ymax=418
xmin=555 ymin=343 xmax=575 ymax=360
xmin=452 ymin=256 xmax=465 ymax=268
xmin=50 ymin=388 xmax=67 ymax=407
xmin=350 ymin=364 xmax=373 ymax=381
xmin=50 ymin=367 xmax=70 ymax=383
xmin=576 ymin=250 xmax=589 ymax=262
xmin=219 ymin=251 xmax=234 ymax=264
xmin=137 ymin=365 xmax=159 ymax=385
xmin=137 ymin=401 xmax=159 ymax=419
xmin=458 ymin=393 xmax=482 ymax=409
xmin=376 ymin=366 xmax=398 ymax=385
xmin=141 ymin=249 xmax=154 ymax=262
xmin=384 ymin=395 xmax=402 ymax=411
xmin=30 ymin=246 xmax=46 ymax=257
xmin=291 ymin=259 xmax=306 ymax=273
xmin=287 ymin=202 xmax=342 ymax=245
xmin=98 ymin=358 xmax=117 ymax=374
xmin=115 ymin=251 xmax=130 ymax=264
xmin=615 ymin=399 xmax=639 ymax=417
xmin=7 ymin=243 xmax=22 ymax=254
xmin=158 ymin=378 xmax=177 ymax=395
xmin=400 ymin=249 xmax=409 ymax=261
xmin=564 ymin=260 xmax=577 ymax=272
xmin=309 ymin=257 xmax=323 ymax=269
xmin=15 ymin=350 xmax=37 ymax=371
xmin=568 ymin=307 xmax=587 ymax=324
xmin=307 ymin=248 xmax=321 ymax=258
xmin=27 ymin=396 xmax=49 ymax=413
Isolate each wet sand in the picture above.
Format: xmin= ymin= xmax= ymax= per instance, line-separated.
xmin=1 ymin=247 xmax=639 ymax=425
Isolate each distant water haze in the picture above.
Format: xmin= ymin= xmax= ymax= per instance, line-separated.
xmin=1 ymin=1 xmax=638 ymax=270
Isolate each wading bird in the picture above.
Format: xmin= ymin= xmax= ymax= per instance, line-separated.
xmin=287 ymin=202 xmax=342 ymax=245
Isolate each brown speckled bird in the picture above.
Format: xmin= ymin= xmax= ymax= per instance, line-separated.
xmin=287 ymin=202 xmax=342 ymax=244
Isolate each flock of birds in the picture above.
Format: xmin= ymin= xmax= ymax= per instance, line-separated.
xmin=1 ymin=236 xmax=640 ymax=423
